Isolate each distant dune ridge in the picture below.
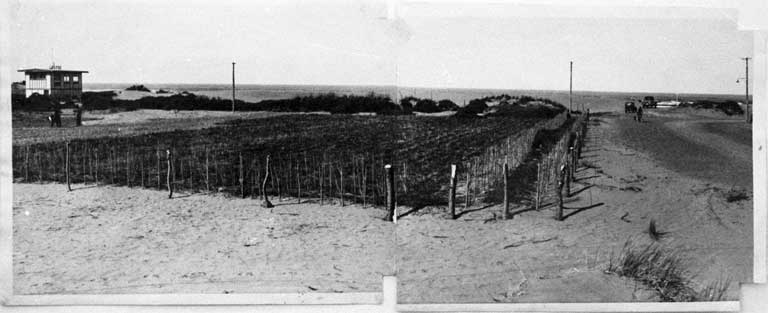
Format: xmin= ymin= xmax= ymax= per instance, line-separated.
xmin=84 ymin=83 xmax=747 ymax=114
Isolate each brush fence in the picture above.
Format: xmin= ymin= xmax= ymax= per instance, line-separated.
xmin=11 ymin=113 xmax=573 ymax=211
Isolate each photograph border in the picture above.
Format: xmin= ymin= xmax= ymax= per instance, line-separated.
xmin=1 ymin=0 xmax=766 ymax=312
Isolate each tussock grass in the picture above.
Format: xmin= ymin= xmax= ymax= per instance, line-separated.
xmin=607 ymin=239 xmax=732 ymax=302
xmin=696 ymin=276 xmax=732 ymax=301
xmin=608 ymin=240 xmax=694 ymax=301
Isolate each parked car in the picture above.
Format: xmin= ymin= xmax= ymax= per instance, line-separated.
xmin=642 ymin=96 xmax=657 ymax=108
xmin=624 ymin=101 xmax=637 ymax=113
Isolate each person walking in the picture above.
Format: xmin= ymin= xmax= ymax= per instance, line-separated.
xmin=636 ymin=105 xmax=643 ymax=123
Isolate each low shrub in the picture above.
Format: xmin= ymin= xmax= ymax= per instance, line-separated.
xmin=679 ymin=100 xmax=744 ymax=116
xmin=125 ymin=84 xmax=151 ymax=92
xmin=437 ymin=99 xmax=458 ymax=111
xmin=255 ymin=92 xmax=404 ymax=115
xmin=414 ymin=98 xmax=440 ymax=113
xmin=722 ymin=187 xmax=749 ymax=202
xmin=455 ymin=94 xmax=565 ymax=119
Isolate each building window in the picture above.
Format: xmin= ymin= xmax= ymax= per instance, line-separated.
xmin=73 ymin=76 xmax=79 ymax=82
xmin=64 ymin=76 xmax=70 ymax=82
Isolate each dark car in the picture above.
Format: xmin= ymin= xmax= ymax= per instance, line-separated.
xmin=642 ymin=96 xmax=657 ymax=108
xmin=624 ymin=101 xmax=637 ymax=113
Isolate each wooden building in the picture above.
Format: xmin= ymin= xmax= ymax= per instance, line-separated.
xmin=17 ymin=64 xmax=88 ymax=101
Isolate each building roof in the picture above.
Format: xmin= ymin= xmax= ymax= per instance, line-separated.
xmin=18 ymin=68 xmax=89 ymax=73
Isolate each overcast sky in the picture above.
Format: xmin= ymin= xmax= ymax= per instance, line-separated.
xmin=9 ymin=0 xmax=753 ymax=94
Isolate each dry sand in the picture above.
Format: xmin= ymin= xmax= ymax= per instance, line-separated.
xmin=396 ymin=111 xmax=751 ymax=303
xmin=11 ymin=108 xmax=751 ymax=302
xmin=13 ymin=185 xmax=395 ymax=294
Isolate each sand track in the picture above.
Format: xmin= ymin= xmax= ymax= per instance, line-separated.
xmin=396 ymin=110 xmax=751 ymax=303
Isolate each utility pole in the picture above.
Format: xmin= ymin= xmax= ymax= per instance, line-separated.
xmin=569 ymin=61 xmax=573 ymax=113
xmin=742 ymin=57 xmax=751 ymax=123
xmin=232 ymin=62 xmax=236 ymax=113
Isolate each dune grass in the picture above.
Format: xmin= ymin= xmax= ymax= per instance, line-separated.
xmin=607 ymin=239 xmax=732 ymax=302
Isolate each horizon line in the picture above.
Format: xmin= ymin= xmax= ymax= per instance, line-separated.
xmin=82 ymin=82 xmax=749 ymax=98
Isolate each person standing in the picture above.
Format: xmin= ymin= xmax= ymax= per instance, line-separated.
xmin=74 ymin=101 xmax=83 ymax=127
xmin=636 ymin=105 xmax=644 ymax=123
xmin=51 ymin=104 xmax=62 ymax=127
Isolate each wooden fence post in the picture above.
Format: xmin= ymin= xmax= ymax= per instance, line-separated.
xmin=156 ymin=148 xmax=161 ymax=189
xmin=327 ymin=161 xmax=332 ymax=204
xmin=569 ymin=146 xmax=576 ymax=179
xmin=449 ymin=164 xmax=457 ymax=219
xmin=65 ymin=141 xmax=72 ymax=192
xmin=261 ymin=155 xmax=274 ymax=208
xmin=362 ymin=156 xmax=367 ymax=207
xmin=352 ymin=158 xmax=358 ymax=203
xmin=126 ymin=149 xmax=130 ymax=187
xmin=36 ymin=150 xmax=41 ymax=183
xmin=535 ymin=162 xmax=541 ymax=211
xmin=171 ymin=150 xmax=178 ymax=187
xmin=205 ymin=147 xmax=210 ymax=192
xmin=87 ymin=146 xmax=93 ymax=185
xmin=276 ymin=159 xmax=282 ymax=201
xmin=303 ymin=154 xmax=309 ymax=203
xmin=140 ymin=153 xmax=145 ymax=188
xmin=275 ymin=158 xmax=282 ymax=201
xmin=339 ymin=167 xmax=345 ymax=206
xmin=256 ymin=163 xmax=262 ymax=200
xmin=503 ymin=161 xmax=510 ymax=219
xmin=239 ymin=152 xmax=245 ymax=198
xmin=297 ymin=161 xmax=301 ymax=204
xmin=24 ymin=146 xmax=29 ymax=182
xmin=385 ymin=164 xmax=395 ymax=222
xmin=82 ymin=145 xmax=88 ymax=185
xmin=556 ymin=163 xmax=565 ymax=221
xmin=252 ymin=162 xmax=257 ymax=199
xmin=187 ymin=157 xmax=192 ymax=189
xmin=465 ymin=163 xmax=471 ymax=210
xmin=94 ymin=148 xmax=99 ymax=184
xmin=167 ymin=149 xmax=173 ymax=199
xmin=110 ymin=147 xmax=115 ymax=184
xmin=320 ymin=161 xmax=325 ymax=205
xmin=565 ymin=150 xmax=572 ymax=196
